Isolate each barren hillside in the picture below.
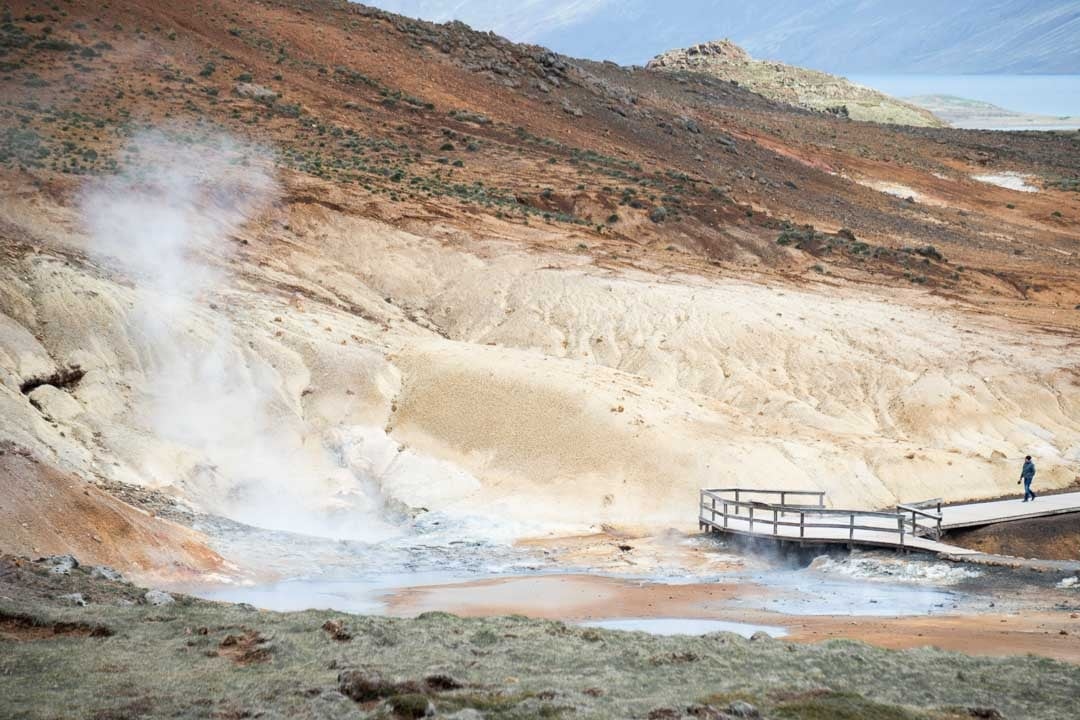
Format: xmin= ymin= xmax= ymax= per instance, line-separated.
xmin=648 ymin=39 xmax=943 ymax=127
xmin=1 ymin=0 xmax=1079 ymax=579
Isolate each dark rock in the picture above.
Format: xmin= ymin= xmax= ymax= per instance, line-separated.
xmin=423 ymin=674 xmax=462 ymax=691
xmin=57 ymin=592 xmax=88 ymax=606
xmin=338 ymin=669 xmax=396 ymax=702
xmin=965 ymin=710 xmax=1004 ymax=720
xmin=648 ymin=709 xmax=679 ymax=720
xmin=41 ymin=555 xmax=79 ymax=575
xmin=322 ymin=619 xmax=353 ymax=642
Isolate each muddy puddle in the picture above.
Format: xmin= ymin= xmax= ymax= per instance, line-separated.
xmin=182 ymin=521 xmax=989 ymax=630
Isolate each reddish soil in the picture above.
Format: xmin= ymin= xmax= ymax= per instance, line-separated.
xmin=0 ymin=444 xmax=227 ymax=582
xmin=0 ymin=0 xmax=1077 ymax=322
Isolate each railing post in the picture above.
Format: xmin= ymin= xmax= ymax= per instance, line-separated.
xmin=799 ymin=512 xmax=805 ymax=538
xmin=735 ymin=489 xmax=740 ymax=506
xmin=898 ymin=516 xmax=905 ymax=547
xmin=723 ymin=502 xmax=728 ymax=528
xmin=711 ymin=496 xmax=716 ymax=524
xmin=749 ymin=505 xmax=754 ymax=533
xmin=849 ymin=514 xmax=855 ymax=541
xmin=773 ymin=508 xmax=778 ymax=535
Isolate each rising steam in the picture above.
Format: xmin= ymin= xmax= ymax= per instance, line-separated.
xmin=81 ymin=130 xmax=398 ymax=541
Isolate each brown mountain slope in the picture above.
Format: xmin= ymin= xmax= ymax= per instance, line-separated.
xmin=1 ymin=0 xmax=1079 ymax=574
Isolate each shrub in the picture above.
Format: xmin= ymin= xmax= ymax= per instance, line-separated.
xmin=914 ymin=245 xmax=943 ymax=262
xmin=649 ymin=206 xmax=668 ymax=223
xmin=198 ymin=62 xmax=216 ymax=77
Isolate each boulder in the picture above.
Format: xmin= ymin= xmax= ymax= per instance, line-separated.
xmin=27 ymin=385 xmax=84 ymax=421
xmin=144 ymin=589 xmax=175 ymax=605
xmin=41 ymin=555 xmax=79 ymax=575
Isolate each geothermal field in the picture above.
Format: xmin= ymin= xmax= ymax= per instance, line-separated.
xmin=1 ymin=1 xmax=1079 ymax=718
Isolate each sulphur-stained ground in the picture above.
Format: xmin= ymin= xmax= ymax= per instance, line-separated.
xmin=2 ymin=555 xmax=1080 ymax=720
xmin=1 ymin=0 xmax=1080 ymax=584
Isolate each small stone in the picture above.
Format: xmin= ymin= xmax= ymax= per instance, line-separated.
xmin=57 ymin=592 xmax=88 ymax=606
xmin=445 ymin=710 xmax=484 ymax=720
xmin=90 ymin=566 xmax=123 ymax=582
xmin=338 ymin=669 xmax=394 ymax=702
xmin=144 ymin=589 xmax=175 ymax=606
xmin=728 ymin=700 xmax=760 ymax=718
xmin=321 ymin=619 xmax=352 ymax=641
xmin=749 ymin=631 xmax=772 ymax=642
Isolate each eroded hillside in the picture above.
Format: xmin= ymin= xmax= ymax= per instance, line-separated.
xmin=1 ymin=0 xmax=1079 ymax=579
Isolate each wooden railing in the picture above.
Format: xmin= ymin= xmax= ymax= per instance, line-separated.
xmin=700 ymin=488 xmax=916 ymax=547
xmin=896 ymin=498 xmax=943 ymax=539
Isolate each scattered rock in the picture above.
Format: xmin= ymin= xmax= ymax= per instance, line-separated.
xmin=57 ymin=592 xmax=88 ymax=606
xmin=444 ymin=710 xmax=484 ymax=720
xmin=234 ymin=82 xmax=278 ymax=102
xmin=727 ymin=699 xmax=760 ymax=717
xmin=647 ymin=709 xmax=679 ymax=720
xmin=423 ymin=674 xmax=462 ymax=691
xmin=965 ymin=709 xmax=1004 ymax=720
xmin=41 ymin=555 xmax=79 ymax=575
xmin=27 ymin=385 xmax=84 ymax=421
xmin=219 ymin=630 xmax=273 ymax=664
xmin=1057 ymin=576 xmax=1079 ymax=589
xmin=144 ymin=590 xmax=175 ymax=606
xmin=338 ymin=669 xmax=396 ymax=702
xmin=749 ymin=631 xmax=772 ymax=642
xmin=322 ymin=619 xmax=353 ymax=641
xmin=90 ymin=566 xmax=123 ymax=582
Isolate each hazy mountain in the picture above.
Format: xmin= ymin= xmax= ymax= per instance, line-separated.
xmin=367 ymin=0 xmax=1080 ymax=74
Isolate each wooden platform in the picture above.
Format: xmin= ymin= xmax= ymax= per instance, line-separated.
xmin=699 ymin=488 xmax=1080 ymax=557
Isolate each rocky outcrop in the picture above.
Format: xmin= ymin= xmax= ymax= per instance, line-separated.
xmin=648 ymin=39 xmax=945 ymax=127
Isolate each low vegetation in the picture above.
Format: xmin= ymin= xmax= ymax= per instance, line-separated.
xmin=2 ymin=557 xmax=1078 ymax=719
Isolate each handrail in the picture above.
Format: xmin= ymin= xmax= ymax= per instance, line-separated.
xmin=704 ymin=488 xmax=826 ymax=497
xmin=896 ymin=500 xmax=943 ymax=539
xmin=699 ymin=488 xmax=910 ymax=547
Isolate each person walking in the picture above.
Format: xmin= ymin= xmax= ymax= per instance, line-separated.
xmin=1018 ymin=455 xmax=1036 ymax=502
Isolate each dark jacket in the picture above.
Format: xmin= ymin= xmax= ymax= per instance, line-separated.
xmin=1021 ymin=459 xmax=1036 ymax=481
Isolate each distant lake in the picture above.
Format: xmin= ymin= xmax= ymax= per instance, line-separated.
xmin=847 ymin=75 xmax=1080 ymax=118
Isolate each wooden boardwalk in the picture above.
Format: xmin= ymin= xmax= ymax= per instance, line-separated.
xmin=699 ymin=488 xmax=1080 ymax=557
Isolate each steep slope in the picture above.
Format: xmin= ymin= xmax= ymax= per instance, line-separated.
xmin=1 ymin=0 xmax=1079 ymax=576
xmin=647 ymin=40 xmax=944 ymax=127
xmin=370 ymin=0 xmax=1080 ymax=73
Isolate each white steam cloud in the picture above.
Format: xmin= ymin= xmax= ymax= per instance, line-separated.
xmin=81 ymin=130 xmax=398 ymax=542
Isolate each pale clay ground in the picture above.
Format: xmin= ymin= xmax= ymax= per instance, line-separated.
xmin=2 ymin=181 xmax=1079 ymax=581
